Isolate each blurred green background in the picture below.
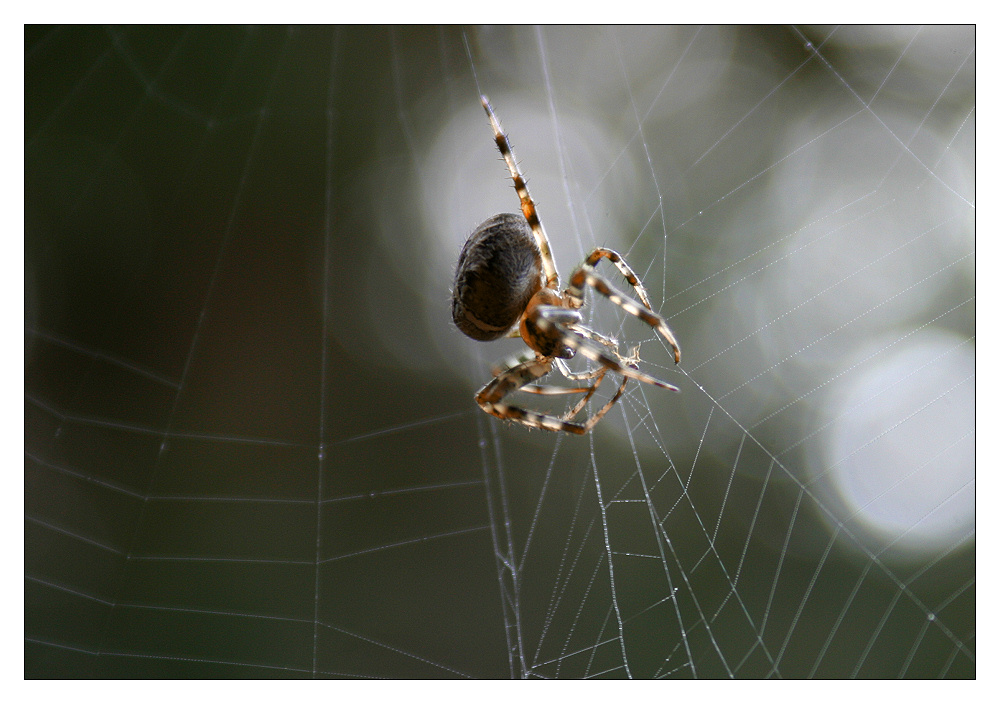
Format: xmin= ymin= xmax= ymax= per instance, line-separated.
xmin=25 ymin=25 xmax=974 ymax=678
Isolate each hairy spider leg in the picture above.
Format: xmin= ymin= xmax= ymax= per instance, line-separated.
xmin=491 ymin=352 xmax=592 ymax=394
xmin=563 ymin=370 xmax=629 ymax=429
xmin=567 ymin=247 xmax=655 ymax=311
xmin=566 ymin=325 xmax=619 ymax=353
xmin=558 ymin=345 xmax=645 ymax=425
xmin=477 ymin=357 xmax=552 ymax=406
xmin=476 ymin=356 xmax=629 ymax=435
xmin=491 ymin=326 xmax=624 ymax=394
xmin=490 ymin=348 xmax=608 ymax=398
xmin=567 ymin=266 xmax=682 ymax=364
xmin=481 ymin=95 xmax=559 ymax=291
xmin=532 ymin=310 xmax=680 ymax=391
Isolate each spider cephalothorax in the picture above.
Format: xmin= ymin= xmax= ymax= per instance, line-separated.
xmin=452 ymin=96 xmax=681 ymax=434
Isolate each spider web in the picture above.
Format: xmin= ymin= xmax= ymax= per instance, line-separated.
xmin=24 ymin=25 xmax=975 ymax=679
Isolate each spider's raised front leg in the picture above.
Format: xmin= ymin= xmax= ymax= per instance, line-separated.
xmin=476 ymin=355 xmax=629 ymax=435
xmin=481 ymin=95 xmax=559 ymax=291
xmin=566 ymin=249 xmax=682 ymax=364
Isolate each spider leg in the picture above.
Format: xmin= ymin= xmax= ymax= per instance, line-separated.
xmin=567 ymin=247 xmax=655 ymax=310
xmin=491 ymin=352 xmax=591 ymax=395
xmin=534 ymin=311 xmax=680 ymax=392
xmin=551 ymin=327 xmax=624 ymax=382
xmin=561 ymin=368 xmax=629 ymax=429
xmin=559 ymin=347 xmax=644 ymax=428
xmin=568 ymin=266 xmax=682 ymax=364
xmin=489 ymin=350 xmax=541 ymax=378
xmin=570 ymin=324 xmax=619 ymax=351
xmin=481 ymin=95 xmax=559 ymax=290
xmin=476 ymin=357 xmax=586 ymax=433
xmin=478 ymin=357 xmax=551 ymax=408
xmin=566 ymin=349 xmax=646 ymax=428
xmin=476 ymin=355 xmax=627 ymax=434
xmin=524 ymin=384 xmax=592 ymax=396
xmin=553 ymin=357 xmax=606 ymax=383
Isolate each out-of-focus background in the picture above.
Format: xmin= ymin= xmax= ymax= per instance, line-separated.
xmin=25 ymin=25 xmax=974 ymax=678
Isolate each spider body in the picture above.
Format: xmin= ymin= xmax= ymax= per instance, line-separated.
xmin=452 ymin=213 xmax=543 ymax=343
xmin=452 ymin=96 xmax=681 ymax=434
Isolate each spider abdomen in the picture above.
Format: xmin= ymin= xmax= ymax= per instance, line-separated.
xmin=452 ymin=213 xmax=543 ymax=341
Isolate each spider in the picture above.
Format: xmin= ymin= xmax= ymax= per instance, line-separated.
xmin=451 ymin=95 xmax=681 ymax=435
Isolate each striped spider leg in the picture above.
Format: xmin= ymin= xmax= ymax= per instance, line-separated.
xmin=531 ymin=304 xmax=680 ymax=392
xmin=566 ymin=248 xmax=682 ymax=364
xmin=481 ymin=95 xmax=560 ymax=291
xmin=477 ymin=345 xmax=642 ymax=435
